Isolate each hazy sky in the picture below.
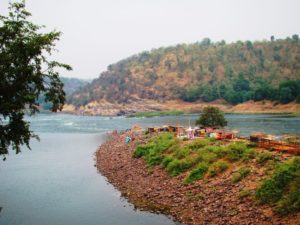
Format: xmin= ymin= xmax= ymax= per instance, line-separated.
xmin=0 ymin=0 xmax=299 ymax=79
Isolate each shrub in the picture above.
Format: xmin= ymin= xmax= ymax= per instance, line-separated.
xmin=242 ymin=148 xmax=257 ymax=161
xmin=274 ymin=185 xmax=300 ymax=215
xmin=256 ymin=157 xmax=300 ymax=215
xmin=133 ymin=143 xmax=154 ymax=158
xmin=145 ymin=148 xmax=163 ymax=166
xmin=232 ymin=167 xmax=251 ymax=183
xmin=162 ymin=155 xmax=175 ymax=168
xmin=187 ymin=138 xmax=211 ymax=150
xmin=226 ymin=142 xmax=248 ymax=161
xmin=166 ymin=158 xmax=195 ymax=176
xmin=173 ymin=147 xmax=191 ymax=159
xmin=208 ymin=160 xmax=229 ymax=177
xmin=184 ymin=162 xmax=209 ymax=184
xmin=198 ymin=150 xmax=218 ymax=164
xmin=166 ymin=159 xmax=181 ymax=176
xmin=205 ymin=145 xmax=226 ymax=157
xmin=256 ymin=179 xmax=283 ymax=204
xmin=256 ymin=151 xmax=273 ymax=165
xmin=133 ymin=132 xmax=176 ymax=166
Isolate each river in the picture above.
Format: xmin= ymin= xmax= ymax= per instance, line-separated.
xmin=0 ymin=113 xmax=299 ymax=225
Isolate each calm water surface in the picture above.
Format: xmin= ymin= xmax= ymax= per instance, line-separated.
xmin=0 ymin=113 xmax=299 ymax=225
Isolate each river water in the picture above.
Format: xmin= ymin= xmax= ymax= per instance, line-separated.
xmin=0 ymin=113 xmax=299 ymax=225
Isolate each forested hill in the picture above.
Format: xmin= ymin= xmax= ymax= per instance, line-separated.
xmin=68 ymin=35 xmax=300 ymax=107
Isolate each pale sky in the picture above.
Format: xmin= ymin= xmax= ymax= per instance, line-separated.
xmin=0 ymin=0 xmax=299 ymax=79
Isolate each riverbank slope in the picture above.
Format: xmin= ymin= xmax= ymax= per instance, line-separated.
xmin=96 ymin=133 xmax=300 ymax=225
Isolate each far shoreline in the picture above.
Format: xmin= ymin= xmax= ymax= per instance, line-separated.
xmin=62 ymin=100 xmax=300 ymax=117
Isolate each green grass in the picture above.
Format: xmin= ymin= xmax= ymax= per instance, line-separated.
xmin=127 ymin=110 xmax=184 ymax=118
xmin=256 ymin=157 xmax=300 ymax=215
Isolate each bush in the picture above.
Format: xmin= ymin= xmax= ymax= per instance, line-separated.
xmin=173 ymin=147 xmax=191 ymax=159
xmin=208 ymin=160 xmax=229 ymax=177
xmin=226 ymin=142 xmax=248 ymax=161
xmin=166 ymin=159 xmax=182 ymax=176
xmin=162 ymin=155 xmax=175 ymax=168
xmin=184 ymin=162 xmax=209 ymax=184
xmin=242 ymin=148 xmax=257 ymax=161
xmin=205 ymin=145 xmax=226 ymax=157
xmin=256 ymin=179 xmax=283 ymax=204
xmin=274 ymin=186 xmax=300 ymax=215
xmin=145 ymin=148 xmax=163 ymax=166
xmin=256 ymin=151 xmax=273 ymax=165
xmin=232 ymin=167 xmax=251 ymax=183
xmin=133 ymin=133 xmax=176 ymax=166
xmin=187 ymin=138 xmax=211 ymax=150
xmin=256 ymin=157 xmax=300 ymax=215
xmin=133 ymin=143 xmax=154 ymax=158
xmin=166 ymin=158 xmax=195 ymax=176
xmin=198 ymin=150 xmax=218 ymax=164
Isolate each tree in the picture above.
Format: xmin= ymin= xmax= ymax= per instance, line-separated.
xmin=0 ymin=1 xmax=72 ymax=159
xmin=200 ymin=38 xmax=211 ymax=47
xmin=292 ymin=34 xmax=299 ymax=43
xmin=196 ymin=106 xmax=227 ymax=128
xmin=270 ymin=35 xmax=275 ymax=42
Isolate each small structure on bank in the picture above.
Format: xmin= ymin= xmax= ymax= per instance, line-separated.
xmin=250 ymin=132 xmax=300 ymax=155
xmin=147 ymin=124 xmax=236 ymax=140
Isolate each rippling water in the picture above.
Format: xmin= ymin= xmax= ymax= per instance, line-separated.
xmin=0 ymin=113 xmax=299 ymax=225
xmin=28 ymin=113 xmax=300 ymax=135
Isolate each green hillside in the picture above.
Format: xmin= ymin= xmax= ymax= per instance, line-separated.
xmin=68 ymin=35 xmax=300 ymax=107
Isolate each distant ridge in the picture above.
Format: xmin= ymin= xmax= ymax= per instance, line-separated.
xmin=65 ymin=35 xmax=300 ymax=115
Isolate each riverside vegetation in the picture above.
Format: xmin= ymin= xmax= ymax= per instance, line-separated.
xmin=133 ymin=133 xmax=300 ymax=216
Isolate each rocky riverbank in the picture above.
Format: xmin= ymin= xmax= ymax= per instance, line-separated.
xmin=96 ymin=133 xmax=300 ymax=225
